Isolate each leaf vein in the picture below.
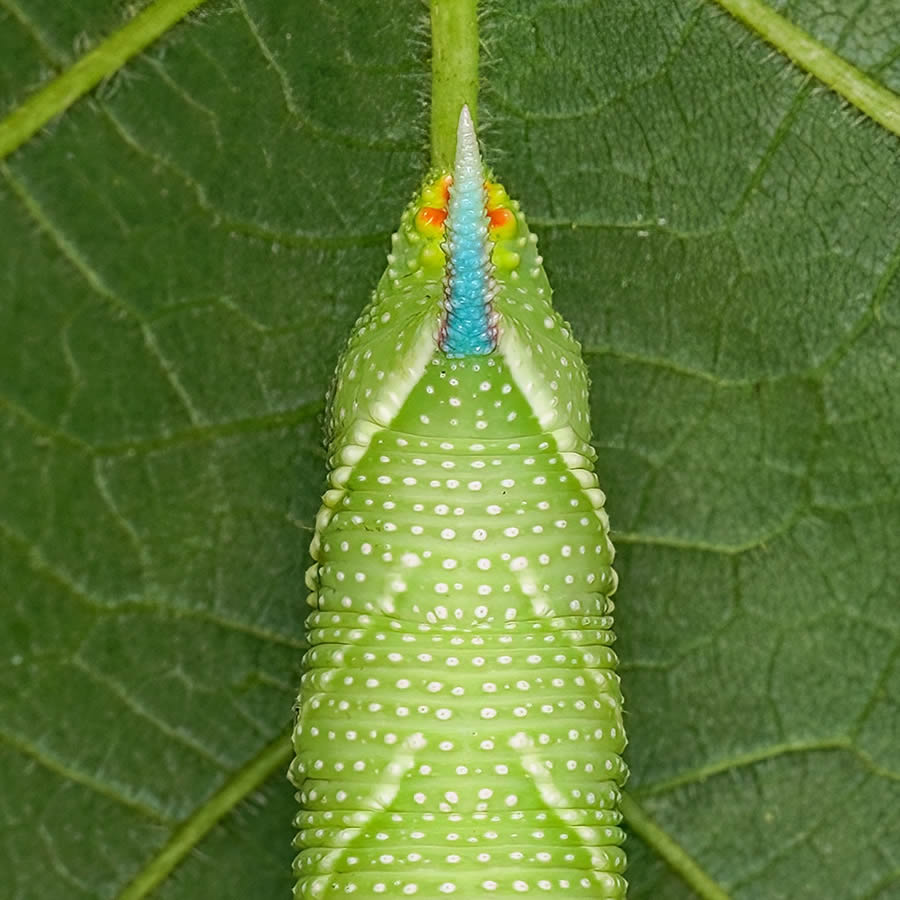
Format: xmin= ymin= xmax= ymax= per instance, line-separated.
xmin=70 ymin=657 xmax=232 ymax=769
xmin=709 ymin=0 xmax=900 ymax=137
xmin=0 ymin=163 xmax=202 ymax=426
xmin=0 ymin=728 xmax=171 ymax=823
xmin=117 ymin=732 xmax=293 ymax=900
xmin=0 ymin=522 xmax=307 ymax=651
xmin=621 ymin=793 xmax=732 ymax=900
xmin=100 ymin=104 xmax=393 ymax=250
xmin=635 ymin=740 xmax=900 ymax=797
xmin=0 ymin=0 xmax=211 ymax=159
xmin=0 ymin=0 xmax=62 ymax=66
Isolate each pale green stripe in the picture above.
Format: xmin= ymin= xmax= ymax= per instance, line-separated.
xmin=0 ymin=0 xmax=210 ymax=160
xmin=118 ymin=733 xmax=293 ymax=900
xmin=621 ymin=792 xmax=733 ymax=900
xmin=711 ymin=0 xmax=900 ymax=137
xmin=430 ymin=0 xmax=480 ymax=169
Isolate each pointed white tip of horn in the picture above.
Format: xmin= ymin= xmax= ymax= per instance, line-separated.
xmin=455 ymin=104 xmax=481 ymax=175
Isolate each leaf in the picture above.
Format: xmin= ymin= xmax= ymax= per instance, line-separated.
xmin=2 ymin=1 xmax=899 ymax=899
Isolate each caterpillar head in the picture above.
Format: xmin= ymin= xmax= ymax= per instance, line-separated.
xmin=326 ymin=107 xmax=593 ymax=479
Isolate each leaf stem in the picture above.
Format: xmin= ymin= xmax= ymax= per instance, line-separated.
xmin=429 ymin=0 xmax=480 ymax=169
xmin=0 ymin=0 xmax=210 ymax=161
xmin=710 ymin=0 xmax=900 ymax=138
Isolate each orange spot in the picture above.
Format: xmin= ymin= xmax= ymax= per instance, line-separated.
xmin=416 ymin=206 xmax=447 ymax=234
xmin=488 ymin=207 xmax=514 ymax=230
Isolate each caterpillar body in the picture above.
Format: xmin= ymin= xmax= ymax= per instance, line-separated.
xmin=290 ymin=108 xmax=628 ymax=898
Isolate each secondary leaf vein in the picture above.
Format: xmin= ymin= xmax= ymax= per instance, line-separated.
xmin=621 ymin=793 xmax=733 ymax=900
xmin=709 ymin=0 xmax=900 ymax=137
xmin=0 ymin=163 xmax=202 ymax=426
xmin=117 ymin=732 xmax=293 ymax=900
xmin=0 ymin=728 xmax=171 ymax=823
xmin=0 ymin=0 xmax=211 ymax=159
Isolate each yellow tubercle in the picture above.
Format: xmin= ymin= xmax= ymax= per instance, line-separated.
xmin=420 ymin=243 xmax=446 ymax=270
xmin=492 ymin=245 xmax=521 ymax=270
xmin=486 ymin=181 xmax=509 ymax=208
xmin=421 ymin=173 xmax=452 ymax=208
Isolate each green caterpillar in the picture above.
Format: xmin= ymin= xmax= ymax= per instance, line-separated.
xmin=290 ymin=107 xmax=628 ymax=898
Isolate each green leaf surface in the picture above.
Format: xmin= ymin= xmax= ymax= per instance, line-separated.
xmin=2 ymin=1 xmax=899 ymax=898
